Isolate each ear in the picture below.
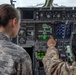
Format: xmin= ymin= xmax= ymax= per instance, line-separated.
xmin=12 ymin=18 xmax=17 ymax=27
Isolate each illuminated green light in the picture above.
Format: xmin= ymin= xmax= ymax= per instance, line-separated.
xmin=42 ymin=56 xmax=44 ymax=58
xmin=42 ymin=35 xmax=47 ymax=40
xmin=38 ymin=56 xmax=41 ymax=58
xmin=37 ymin=52 xmax=46 ymax=59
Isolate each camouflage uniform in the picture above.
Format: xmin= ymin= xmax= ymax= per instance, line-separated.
xmin=43 ymin=46 xmax=76 ymax=75
xmin=0 ymin=32 xmax=32 ymax=75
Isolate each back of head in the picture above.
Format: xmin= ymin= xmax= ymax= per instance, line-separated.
xmin=0 ymin=4 xmax=20 ymax=27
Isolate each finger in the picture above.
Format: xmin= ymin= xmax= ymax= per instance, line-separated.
xmin=50 ymin=36 xmax=53 ymax=39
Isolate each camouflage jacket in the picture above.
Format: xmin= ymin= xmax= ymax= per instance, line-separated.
xmin=0 ymin=32 xmax=32 ymax=75
xmin=42 ymin=46 xmax=76 ymax=75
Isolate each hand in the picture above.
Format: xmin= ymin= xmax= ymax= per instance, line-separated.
xmin=47 ymin=36 xmax=56 ymax=47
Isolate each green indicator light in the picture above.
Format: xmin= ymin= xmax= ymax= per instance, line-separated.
xmin=38 ymin=53 xmax=40 ymax=55
xmin=38 ymin=36 xmax=40 ymax=38
xmin=42 ymin=35 xmax=47 ymax=40
xmin=37 ymin=52 xmax=46 ymax=59
xmin=38 ymin=56 xmax=40 ymax=59
xmin=38 ymin=52 xmax=40 ymax=59
xmin=42 ymin=56 xmax=44 ymax=58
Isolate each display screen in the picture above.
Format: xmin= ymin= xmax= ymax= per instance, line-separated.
xmin=55 ymin=23 xmax=72 ymax=39
xmin=37 ymin=52 xmax=46 ymax=59
xmin=36 ymin=23 xmax=53 ymax=40
xmin=22 ymin=10 xmax=34 ymax=19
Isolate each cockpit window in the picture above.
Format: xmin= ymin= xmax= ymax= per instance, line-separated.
xmin=0 ymin=0 xmax=76 ymax=7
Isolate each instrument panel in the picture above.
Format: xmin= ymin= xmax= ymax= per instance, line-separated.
xmin=15 ymin=7 xmax=76 ymax=75
xmin=55 ymin=22 xmax=72 ymax=39
xmin=35 ymin=23 xmax=53 ymax=40
xmin=18 ymin=7 xmax=76 ymax=21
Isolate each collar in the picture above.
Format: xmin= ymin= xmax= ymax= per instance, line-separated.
xmin=0 ymin=32 xmax=11 ymax=41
